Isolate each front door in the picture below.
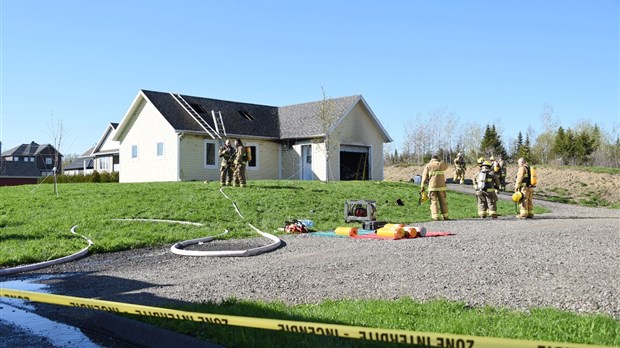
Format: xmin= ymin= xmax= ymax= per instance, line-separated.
xmin=301 ymin=145 xmax=312 ymax=180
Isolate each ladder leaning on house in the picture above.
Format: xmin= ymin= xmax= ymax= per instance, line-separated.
xmin=170 ymin=93 xmax=221 ymax=140
xmin=212 ymin=110 xmax=226 ymax=137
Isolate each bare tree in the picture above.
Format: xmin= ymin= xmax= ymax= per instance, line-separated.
xmin=47 ymin=114 xmax=65 ymax=196
xmin=315 ymin=86 xmax=338 ymax=182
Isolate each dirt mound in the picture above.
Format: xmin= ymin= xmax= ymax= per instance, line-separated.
xmin=384 ymin=164 xmax=620 ymax=206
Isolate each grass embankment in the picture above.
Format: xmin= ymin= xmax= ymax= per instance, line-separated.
xmin=0 ymin=180 xmax=545 ymax=267
xmin=2 ymin=181 xmax=616 ymax=347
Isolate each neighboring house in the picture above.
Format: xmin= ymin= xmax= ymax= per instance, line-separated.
xmin=1 ymin=141 xmax=62 ymax=176
xmin=112 ymin=89 xmax=392 ymax=183
xmin=63 ymin=147 xmax=95 ymax=176
xmin=92 ymin=122 xmax=120 ymax=173
xmin=0 ymin=159 xmax=41 ymax=186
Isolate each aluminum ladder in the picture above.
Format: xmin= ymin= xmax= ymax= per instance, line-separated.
xmin=170 ymin=93 xmax=220 ymax=139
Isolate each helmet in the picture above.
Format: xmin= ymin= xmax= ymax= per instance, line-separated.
xmin=512 ymin=191 xmax=523 ymax=203
xmin=477 ymin=157 xmax=485 ymax=166
xmin=482 ymin=161 xmax=491 ymax=167
xmin=490 ymin=156 xmax=495 ymax=161
xmin=457 ymin=152 xmax=462 ymax=157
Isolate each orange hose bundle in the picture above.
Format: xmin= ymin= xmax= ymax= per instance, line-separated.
xmin=409 ymin=226 xmax=427 ymax=237
xmin=335 ymin=226 xmax=358 ymax=236
xmin=376 ymin=226 xmax=405 ymax=239
xmin=403 ymin=226 xmax=418 ymax=238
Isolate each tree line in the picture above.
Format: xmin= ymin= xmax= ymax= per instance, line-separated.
xmin=386 ymin=105 xmax=620 ymax=167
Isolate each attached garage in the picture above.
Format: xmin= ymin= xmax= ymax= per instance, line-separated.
xmin=340 ymin=145 xmax=370 ymax=181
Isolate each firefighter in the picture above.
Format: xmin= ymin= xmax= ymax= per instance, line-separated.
xmin=218 ymin=139 xmax=235 ymax=186
xmin=233 ymin=138 xmax=248 ymax=187
xmin=420 ymin=154 xmax=449 ymax=221
xmin=453 ymin=152 xmax=466 ymax=184
xmin=473 ymin=160 xmax=501 ymax=218
xmin=489 ymin=156 xmax=505 ymax=191
xmin=514 ymin=157 xmax=534 ymax=218
xmin=498 ymin=156 xmax=507 ymax=191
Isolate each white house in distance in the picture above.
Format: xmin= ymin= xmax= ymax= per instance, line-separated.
xmin=112 ymin=90 xmax=392 ymax=183
xmin=63 ymin=122 xmax=120 ymax=176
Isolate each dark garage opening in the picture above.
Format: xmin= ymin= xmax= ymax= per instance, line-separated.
xmin=340 ymin=151 xmax=369 ymax=181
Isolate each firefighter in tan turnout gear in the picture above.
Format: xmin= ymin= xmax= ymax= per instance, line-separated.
xmin=453 ymin=152 xmax=466 ymax=184
xmin=218 ymin=139 xmax=235 ymax=186
xmin=420 ymin=154 xmax=450 ymax=221
xmin=514 ymin=157 xmax=534 ymax=218
xmin=473 ymin=158 xmax=501 ymax=218
xmin=233 ymin=138 xmax=248 ymax=187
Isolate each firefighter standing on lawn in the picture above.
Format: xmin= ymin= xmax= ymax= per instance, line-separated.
xmin=233 ymin=138 xmax=248 ymax=187
xmin=453 ymin=152 xmax=466 ymax=184
xmin=420 ymin=154 xmax=450 ymax=221
xmin=514 ymin=157 xmax=534 ymax=218
xmin=473 ymin=159 xmax=501 ymax=218
xmin=218 ymin=139 xmax=235 ymax=186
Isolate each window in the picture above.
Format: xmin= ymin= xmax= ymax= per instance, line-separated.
xmin=247 ymin=145 xmax=257 ymax=168
xmin=45 ymin=157 xmax=52 ymax=165
xmin=205 ymin=141 xmax=216 ymax=167
xmin=157 ymin=142 xmax=164 ymax=157
xmin=131 ymin=145 xmax=138 ymax=159
xmin=99 ymin=158 xmax=109 ymax=171
xmin=30 ymin=157 xmax=35 ymax=162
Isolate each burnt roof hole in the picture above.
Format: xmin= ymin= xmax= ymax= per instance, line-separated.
xmin=189 ymin=103 xmax=207 ymax=113
xmin=238 ymin=110 xmax=254 ymax=121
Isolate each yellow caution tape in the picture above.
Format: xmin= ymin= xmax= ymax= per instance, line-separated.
xmin=0 ymin=289 xmax=610 ymax=348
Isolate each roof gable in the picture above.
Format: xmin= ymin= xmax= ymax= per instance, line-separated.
xmin=92 ymin=122 xmax=120 ymax=155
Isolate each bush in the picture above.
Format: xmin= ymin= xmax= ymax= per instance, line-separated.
xmin=48 ymin=171 xmax=119 ymax=184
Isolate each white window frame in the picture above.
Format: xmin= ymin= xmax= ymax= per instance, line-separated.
xmin=156 ymin=141 xmax=164 ymax=158
xmin=131 ymin=144 xmax=139 ymax=160
xmin=204 ymin=140 xmax=217 ymax=169
xmin=45 ymin=157 xmax=52 ymax=165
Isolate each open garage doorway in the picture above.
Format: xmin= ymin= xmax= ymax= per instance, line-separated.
xmin=340 ymin=145 xmax=370 ymax=181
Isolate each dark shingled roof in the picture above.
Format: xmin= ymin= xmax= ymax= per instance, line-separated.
xmin=139 ymin=90 xmax=368 ymax=140
xmin=142 ymin=90 xmax=280 ymax=139
xmin=278 ymin=95 xmax=361 ymax=139
xmin=64 ymin=146 xmax=95 ymax=171
xmin=1 ymin=141 xmax=63 ymax=157
xmin=0 ymin=160 xmax=41 ymax=177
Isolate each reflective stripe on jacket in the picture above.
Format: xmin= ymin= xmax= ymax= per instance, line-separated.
xmin=421 ymin=159 xmax=448 ymax=192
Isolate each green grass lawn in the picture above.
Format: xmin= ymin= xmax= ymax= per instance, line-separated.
xmin=2 ymin=180 xmax=616 ymax=347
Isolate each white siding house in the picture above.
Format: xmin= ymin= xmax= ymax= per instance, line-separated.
xmin=113 ymin=90 xmax=392 ymax=183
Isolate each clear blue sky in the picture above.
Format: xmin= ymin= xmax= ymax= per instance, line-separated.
xmin=1 ymin=0 xmax=618 ymax=156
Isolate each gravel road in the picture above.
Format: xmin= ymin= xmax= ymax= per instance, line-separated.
xmin=2 ymin=186 xmax=619 ymax=346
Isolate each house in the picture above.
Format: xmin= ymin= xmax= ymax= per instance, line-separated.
xmin=112 ymin=90 xmax=392 ymax=183
xmin=64 ymin=122 xmax=120 ymax=176
xmin=63 ymin=146 xmax=95 ymax=176
xmin=91 ymin=122 xmax=120 ymax=173
xmin=0 ymin=159 xmax=41 ymax=186
xmin=1 ymin=141 xmax=62 ymax=177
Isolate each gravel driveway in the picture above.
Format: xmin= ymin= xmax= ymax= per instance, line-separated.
xmin=2 ymin=186 xmax=619 ymax=346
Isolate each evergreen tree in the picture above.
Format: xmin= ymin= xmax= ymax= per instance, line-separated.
xmin=480 ymin=124 xmax=508 ymax=159
xmin=553 ymin=126 xmax=567 ymax=163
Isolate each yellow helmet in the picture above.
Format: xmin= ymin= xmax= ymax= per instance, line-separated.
xmin=420 ymin=191 xmax=429 ymax=203
xmin=512 ymin=191 xmax=523 ymax=203
xmin=490 ymin=156 xmax=495 ymax=161
xmin=477 ymin=157 xmax=485 ymax=165
xmin=482 ymin=161 xmax=492 ymax=167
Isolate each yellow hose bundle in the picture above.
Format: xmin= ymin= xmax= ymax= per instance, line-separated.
xmin=376 ymin=226 xmax=405 ymax=239
xmin=403 ymin=226 xmax=418 ymax=238
xmin=335 ymin=226 xmax=358 ymax=236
